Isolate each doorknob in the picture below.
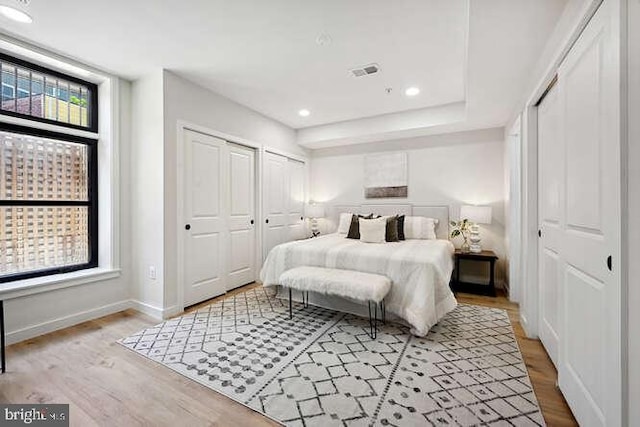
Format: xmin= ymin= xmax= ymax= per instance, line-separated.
xmin=538 ymin=229 xmax=542 ymax=238
xmin=300 ymin=216 xmax=304 ymax=221
xmin=265 ymin=219 xmax=269 ymax=224
xmin=185 ymin=224 xmax=191 ymax=230
xmin=607 ymin=255 xmax=612 ymax=271
xmin=250 ymin=219 xmax=254 ymax=225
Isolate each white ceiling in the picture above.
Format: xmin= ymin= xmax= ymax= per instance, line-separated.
xmin=0 ymin=0 xmax=567 ymax=147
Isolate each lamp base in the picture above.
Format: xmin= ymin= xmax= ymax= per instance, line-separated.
xmin=310 ymin=218 xmax=320 ymax=238
xmin=469 ymin=227 xmax=482 ymax=253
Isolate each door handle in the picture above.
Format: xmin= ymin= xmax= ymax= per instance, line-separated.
xmin=300 ymin=216 xmax=304 ymax=221
xmin=607 ymin=255 xmax=612 ymax=271
xmin=250 ymin=219 xmax=254 ymax=225
xmin=265 ymin=219 xmax=269 ymax=224
xmin=538 ymin=229 xmax=542 ymax=238
xmin=185 ymin=224 xmax=191 ymax=230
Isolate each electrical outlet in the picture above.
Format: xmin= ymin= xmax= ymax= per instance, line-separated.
xmin=148 ymin=266 xmax=156 ymax=280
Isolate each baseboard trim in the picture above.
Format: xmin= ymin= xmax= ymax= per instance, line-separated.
xmin=6 ymin=299 xmax=183 ymax=346
xmin=6 ymin=299 xmax=132 ymax=345
xmin=128 ymin=300 xmax=182 ymax=320
xmin=129 ymin=300 xmax=164 ymax=320
xmin=520 ymin=313 xmax=537 ymax=339
xmin=162 ymin=305 xmax=182 ymax=319
xmin=503 ymin=279 xmax=510 ymax=296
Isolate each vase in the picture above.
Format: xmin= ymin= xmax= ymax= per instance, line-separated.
xmin=461 ymin=237 xmax=471 ymax=253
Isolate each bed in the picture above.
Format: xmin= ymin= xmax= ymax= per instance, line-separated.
xmin=260 ymin=204 xmax=457 ymax=336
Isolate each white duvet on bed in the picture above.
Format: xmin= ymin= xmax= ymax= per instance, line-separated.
xmin=259 ymin=233 xmax=457 ymax=336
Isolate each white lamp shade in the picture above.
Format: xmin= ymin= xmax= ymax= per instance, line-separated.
xmin=460 ymin=205 xmax=492 ymax=224
xmin=305 ymin=203 xmax=325 ymax=219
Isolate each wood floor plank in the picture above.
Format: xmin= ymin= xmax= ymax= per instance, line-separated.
xmin=0 ymin=284 xmax=576 ymax=426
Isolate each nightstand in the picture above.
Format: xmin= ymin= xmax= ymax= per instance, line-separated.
xmin=451 ymin=250 xmax=498 ymax=297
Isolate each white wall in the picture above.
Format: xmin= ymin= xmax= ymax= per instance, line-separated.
xmin=503 ymin=127 xmax=512 ymax=295
xmin=309 ymin=128 xmax=508 ymax=285
xmin=506 ymin=0 xmax=599 ymax=129
xmin=627 ymin=0 xmax=639 ymax=422
xmin=504 ymin=118 xmax=522 ymax=302
xmin=4 ymin=80 xmax=133 ymax=344
xmin=130 ymin=71 xmax=165 ymax=314
xmin=161 ymin=70 xmax=305 ymax=312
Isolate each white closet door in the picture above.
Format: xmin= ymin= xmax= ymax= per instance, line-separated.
xmin=287 ymin=159 xmax=306 ymax=241
xmin=537 ymin=83 xmax=562 ymax=367
xmin=227 ymin=143 xmax=256 ymax=290
xmin=183 ymin=130 xmax=227 ymax=306
xmin=556 ymin=2 xmax=621 ymax=426
xmin=263 ymin=152 xmax=288 ymax=260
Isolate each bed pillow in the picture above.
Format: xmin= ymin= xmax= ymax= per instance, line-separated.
xmin=385 ymin=215 xmax=400 ymax=242
xmin=359 ymin=217 xmax=387 ymax=243
xmin=397 ymin=215 xmax=406 ymax=240
xmin=337 ymin=213 xmax=353 ymax=234
xmin=404 ymin=216 xmax=438 ymax=240
xmin=346 ymin=214 xmax=373 ymax=239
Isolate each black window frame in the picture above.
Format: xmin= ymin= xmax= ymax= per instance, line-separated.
xmin=0 ymin=122 xmax=99 ymax=283
xmin=0 ymin=51 xmax=99 ymax=133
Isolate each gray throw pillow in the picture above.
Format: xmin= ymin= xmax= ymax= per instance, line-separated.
xmin=385 ymin=215 xmax=400 ymax=242
xmin=397 ymin=215 xmax=406 ymax=240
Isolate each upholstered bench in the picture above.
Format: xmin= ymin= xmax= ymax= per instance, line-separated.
xmin=278 ymin=266 xmax=391 ymax=338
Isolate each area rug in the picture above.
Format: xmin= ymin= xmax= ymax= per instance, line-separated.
xmin=119 ymin=287 xmax=545 ymax=426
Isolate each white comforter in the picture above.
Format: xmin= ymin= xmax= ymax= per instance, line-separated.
xmin=260 ymin=233 xmax=457 ymax=336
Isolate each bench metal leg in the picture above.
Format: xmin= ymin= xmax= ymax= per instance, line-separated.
xmin=368 ymin=301 xmax=378 ymax=340
xmin=287 ymin=289 xmax=310 ymax=320
xmin=1 ymin=300 xmax=5 ymax=374
xmin=367 ymin=300 xmax=387 ymax=339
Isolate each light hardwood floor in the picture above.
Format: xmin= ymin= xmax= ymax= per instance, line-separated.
xmin=0 ymin=284 xmax=577 ymax=426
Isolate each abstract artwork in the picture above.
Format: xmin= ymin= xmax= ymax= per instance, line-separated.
xmin=364 ymin=152 xmax=408 ymax=198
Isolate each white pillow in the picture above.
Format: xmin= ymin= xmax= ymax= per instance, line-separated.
xmin=337 ymin=213 xmax=353 ymax=234
xmin=359 ymin=217 xmax=387 ymax=243
xmin=404 ymin=216 xmax=438 ymax=240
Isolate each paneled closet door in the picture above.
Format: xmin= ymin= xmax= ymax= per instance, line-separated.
xmin=556 ymin=2 xmax=621 ymax=426
xmin=537 ymin=83 xmax=562 ymax=367
xmin=263 ymin=152 xmax=288 ymax=260
xmin=287 ymin=159 xmax=306 ymax=241
xmin=183 ymin=130 xmax=228 ymax=306
xmin=227 ymin=143 xmax=256 ymax=290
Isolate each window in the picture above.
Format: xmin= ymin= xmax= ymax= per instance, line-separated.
xmin=0 ymin=53 xmax=98 ymax=132
xmin=0 ymin=53 xmax=99 ymax=283
xmin=0 ymin=124 xmax=98 ymax=282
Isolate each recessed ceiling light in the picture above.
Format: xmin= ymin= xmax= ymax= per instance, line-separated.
xmin=316 ymin=33 xmax=332 ymax=46
xmin=0 ymin=3 xmax=32 ymax=23
xmin=405 ymin=87 xmax=420 ymax=97
xmin=298 ymin=109 xmax=310 ymax=117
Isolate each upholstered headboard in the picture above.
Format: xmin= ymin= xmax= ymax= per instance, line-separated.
xmin=412 ymin=205 xmax=450 ymax=240
xmin=325 ymin=204 xmax=450 ymax=240
xmin=361 ymin=204 xmax=412 ymax=217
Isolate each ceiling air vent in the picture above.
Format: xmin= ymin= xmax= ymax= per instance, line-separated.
xmin=350 ymin=63 xmax=380 ymax=78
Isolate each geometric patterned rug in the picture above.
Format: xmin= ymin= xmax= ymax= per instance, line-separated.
xmin=118 ymin=287 xmax=545 ymax=426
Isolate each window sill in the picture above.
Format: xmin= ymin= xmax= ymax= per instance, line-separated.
xmin=0 ymin=267 xmax=121 ymax=300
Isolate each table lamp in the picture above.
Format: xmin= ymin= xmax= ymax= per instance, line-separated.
xmin=460 ymin=205 xmax=492 ymax=253
xmin=305 ymin=203 xmax=325 ymax=237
